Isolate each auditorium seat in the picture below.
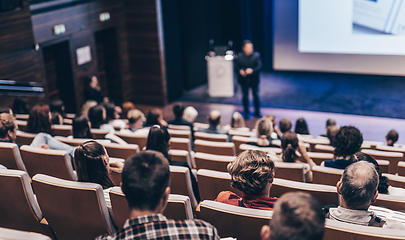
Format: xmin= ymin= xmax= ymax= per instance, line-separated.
xmin=232 ymin=135 xmax=255 ymax=154
xmin=299 ymin=152 xmax=334 ymax=165
xmin=195 ymin=139 xmax=236 ymax=156
xmin=15 ymin=120 xmax=27 ymax=132
xmin=361 ymin=149 xmax=403 ymax=174
xmin=65 ymin=113 xmax=76 ymax=119
xmin=32 ymin=174 xmax=116 ymax=240
xmin=312 ymin=166 xmax=343 ymax=186
xmin=273 ymin=162 xmax=305 ymax=182
xmin=90 ymin=129 xmax=109 ymax=140
xmin=168 ymin=129 xmax=192 ymax=141
xmin=109 ymin=187 xmax=194 ymax=229
xmin=103 ymin=143 xmax=139 ymax=159
xmin=169 ymin=166 xmax=198 ymax=208
xmin=198 ymin=200 xmax=272 ymax=240
xmin=362 ymin=141 xmax=384 ymax=150
xmin=54 ymin=136 xmax=90 ymax=146
xmin=15 ymin=131 xmax=36 ymax=145
xmin=20 ymin=146 xmax=76 ymax=180
xmin=228 ymin=129 xmax=254 ymax=138
xmin=312 ymin=144 xmax=335 ymax=154
xmin=374 ymin=194 xmax=405 ymax=212
xmin=376 ymin=160 xmax=389 ymax=174
xmin=51 ymin=125 xmax=72 ymax=137
xmin=299 ymin=137 xmax=330 ymax=152
xmin=0 ymin=169 xmax=55 ymax=239
xmin=114 ymin=132 xmax=147 ymax=150
xmin=63 ymin=118 xmax=73 ymax=125
xmin=0 ymin=227 xmax=52 ymax=240
xmin=271 ymin=178 xmax=339 ymax=206
xmin=193 ymin=122 xmax=209 ymax=131
xmin=382 ymin=173 xmax=405 ymax=189
xmin=194 ymin=152 xmax=234 ymax=172
xmin=398 ymin=161 xmax=405 ymax=177
xmin=108 ymin=158 xmax=125 ymax=186
xmin=169 ymin=149 xmax=193 ymax=168
xmin=15 ymin=114 xmax=29 ymax=120
xmin=197 ymin=169 xmax=243 ymax=201
xmin=324 ymin=218 xmax=405 ymax=240
xmin=195 ymin=132 xmax=228 ymax=142
xmin=0 ymin=142 xmax=26 ymax=171
xmin=168 ymin=124 xmax=192 ymax=131
xmin=170 ymin=137 xmax=192 ymax=152
xmin=239 ymin=143 xmax=282 ymax=154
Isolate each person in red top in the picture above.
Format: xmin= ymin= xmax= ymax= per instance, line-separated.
xmin=215 ymin=149 xmax=278 ymax=210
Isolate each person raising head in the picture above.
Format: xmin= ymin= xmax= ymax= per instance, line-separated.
xmin=96 ymin=150 xmax=219 ymax=240
xmin=260 ymin=192 xmax=325 ymax=240
xmin=216 ymin=149 xmax=278 ymax=210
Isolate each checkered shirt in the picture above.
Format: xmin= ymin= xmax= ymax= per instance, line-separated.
xmin=96 ymin=214 xmax=220 ymax=240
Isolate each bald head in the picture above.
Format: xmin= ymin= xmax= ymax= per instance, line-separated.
xmin=208 ymin=110 xmax=221 ymax=127
xmin=339 ymin=161 xmax=379 ymax=209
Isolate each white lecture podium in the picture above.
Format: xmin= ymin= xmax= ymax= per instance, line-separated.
xmin=206 ymin=55 xmax=234 ymax=97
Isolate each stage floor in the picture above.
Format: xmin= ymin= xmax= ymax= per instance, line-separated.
xmin=179 ymin=71 xmax=405 ymax=119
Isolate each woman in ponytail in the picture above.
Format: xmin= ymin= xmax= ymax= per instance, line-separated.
xmin=279 ymin=132 xmax=316 ymax=182
xmin=247 ymin=118 xmax=280 ymax=148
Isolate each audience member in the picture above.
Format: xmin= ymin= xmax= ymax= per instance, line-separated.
xmin=0 ymin=113 xmax=19 ymax=147
xmin=145 ymin=108 xmax=167 ymax=127
xmin=121 ymin=101 xmax=135 ymax=120
xmin=50 ymin=100 xmax=65 ymax=117
xmin=12 ymin=97 xmax=29 ymax=114
xmin=322 ymin=126 xmax=363 ymax=169
xmin=216 ymin=149 xmax=278 ymax=210
xmin=51 ymin=112 xmax=63 ymax=125
xmin=197 ymin=110 xmax=230 ymax=140
xmin=96 ymin=150 xmax=219 ymax=240
xmin=72 ymin=115 xmax=93 ymax=139
xmin=247 ymin=118 xmax=279 ymax=148
xmin=230 ymin=112 xmax=246 ymax=129
xmin=183 ymin=106 xmax=198 ymax=123
xmin=88 ymin=105 xmax=115 ymax=134
xmin=326 ymin=125 xmax=339 ymax=146
xmin=320 ymin=118 xmax=337 ymax=137
xmin=167 ymin=103 xmax=193 ymax=128
xmin=386 ymin=130 xmax=399 ymax=146
xmin=105 ymin=103 xmax=126 ymax=130
xmin=146 ymin=125 xmax=200 ymax=202
xmin=26 ymin=103 xmax=53 ymax=135
xmin=279 ymin=118 xmax=292 ymax=135
xmin=294 ymin=117 xmax=309 ymax=135
xmin=0 ymin=107 xmax=13 ymax=115
xmin=126 ymin=109 xmax=145 ymax=132
xmin=84 ymin=76 xmax=108 ymax=104
xmin=327 ymin=161 xmax=405 ymax=229
xmin=260 ymin=192 xmax=325 ymax=240
xmin=264 ymin=115 xmax=280 ymax=139
xmin=74 ymin=141 xmax=123 ymax=209
xmin=81 ymin=100 xmax=98 ymax=119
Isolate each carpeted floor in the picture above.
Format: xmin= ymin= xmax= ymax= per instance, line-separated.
xmin=179 ymin=71 xmax=405 ymax=119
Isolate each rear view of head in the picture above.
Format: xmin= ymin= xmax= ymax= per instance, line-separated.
xmin=280 ymin=132 xmax=299 ymax=163
xmin=121 ymin=150 xmax=171 ymax=211
xmin=231 ymin=112 xmax=245 ymax=128
xmin=50 ymin=100 xmax=65 ymax=115
xmin=261 ymin=192 xmax=325 ymax=240
xmin=26 ymin=103 xmax=52 ymax=134
xmin=339 ymin=161 xmax=379 ymax=210
xmin=12 ymin=97 xmax=29 ymax=114
xmin=294 ymin=118 xmax=309 ymax=135
xmin=208 ymin=110 xmax=221 ymax=127
xmin=183 ymin=106 xmax=198 ymax=123
xmin=255 ymin=118 xmax=273 ymax=146
xmin=228 ymin=150 xmax=275 ymax=196
xmin=72 ymin=115 xmax=93 ymax=139
xmin=172 ymin=103 xmax=185 ymax=119
xmin=146 ymin=126 xmax=171 ymax=160
xmin=146 ymin=108 xmax=163 ymax=126
xmin=127 ymin=109 xmax=145 ymax=126
xmin=88 ymin=105 xmax=106 ymax=129
xmin=326 ymin=125 xmax=339 ymax=147
xmin=334 ymin=126 xmax=363 ymax=158
xmin=326 ymin=118 xmax=336 ymax=128
xmin=0 ymin=113 xmax=17 ymax=141
xmin=386 ymin=130 xmax=399 ymax=146
xmin=122 ymin=101 xmax=135 ymax=119
xmin=279 ymin=118 xmax=292 ymax=134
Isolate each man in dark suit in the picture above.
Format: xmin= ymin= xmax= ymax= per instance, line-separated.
xmin=167 ymin=103 xmax=195 ymax=142
xmin=235 ymin=40 xmax=262 ymax=119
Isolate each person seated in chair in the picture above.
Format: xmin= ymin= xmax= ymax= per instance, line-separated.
xmin=386 ymin=129 xmax=399 ymax=147
xmin=196 ymin=110 xmax=230 ymax=141
xmin=167 ymin=103 xmax=195 ymax=141
xmin=215 ymin=149 xmax=278 ymax=210
xmin=0 ymin=112 xmax=20 ymax=147
xmin=247 ymin=118 xmax=279 ymax=148
xmin=96 ymin=150 xmax=220 ymax=240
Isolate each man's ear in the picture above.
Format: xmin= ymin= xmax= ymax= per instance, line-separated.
xmin=160 ymin=187 xmax=171 ymax=213
xmin=371 ymin=190 xmax=379 ymax=203
xmin=336 ymin=181 xmax=342 ymax=195
xmin=260 ymin=225 xmax=270 ymax=240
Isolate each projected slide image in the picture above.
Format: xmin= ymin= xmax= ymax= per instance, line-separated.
xmin=353 ymin=0 xmax=405 ymax=35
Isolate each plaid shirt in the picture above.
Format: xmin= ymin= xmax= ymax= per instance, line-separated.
xmin=96 ymin=214 xmax=220 ymax=240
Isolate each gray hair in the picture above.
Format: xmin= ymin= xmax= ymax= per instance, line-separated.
xmin=340 ymin=161 xmax=379 ymax=209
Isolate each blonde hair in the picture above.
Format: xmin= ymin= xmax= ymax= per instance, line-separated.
xmin=255 ymin=118 xmax=273 ymax=146
xmin=231 ymin=112 xmax=245 ymax=128
xmin=228 ymin=150 xmax=275 ymax=195
xmin=0 ymin=113 xmax=16 ymax=138
xmin=81 ymin=101 xmax=98 ymax=119
xmin=127 ymin=109 xmax=144 ymax=124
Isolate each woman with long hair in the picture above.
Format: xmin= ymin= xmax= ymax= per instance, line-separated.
xmin=26 ymin=103 xmax=53 ymax=135
xmin=145 ymin=108 xmax=167 ymax=127
xmin=72 ymin=115 xmax=93 ymax=139
xmin=294 ymin=118 xmax=310 ymax=135
xmin=88 ymin=105 xmax=114 ymax=134
xmin=74 ymin=140 xmax=123 ymax=208
xmin=247 ymin=118 xmax=279 ymax=148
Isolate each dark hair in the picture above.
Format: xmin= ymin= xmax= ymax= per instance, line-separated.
xmin=386 ymin=130 xmax=399 ymax=146
xmin=104 ymin=103 xmax=115 ymax=122
xmin=146 ymin=126 xmax=171 ymax=160
xmin=242 ymin=39 xmax=252 ymax=47
xmin=85 ymin=75 xmax=97 ymax=88
xmin=334 ymin=126 xmax=363 ymax=158
xmin=146 ymin=108 xmax=162 ymax=126
xmin=51 ymin=112 xmax=62 ymax=125
xmin=326 ymin=118 xmax=336 ymax=127
xmin=12 ymin=97 xmax=29 ymax=114
xmin=270 ymin=192 xmax=325 ymax=240
xmin=50 ymin=100 xmax=64 ymax=115
xmin=281 ymin=132 xmax=299 ymax=163
xmin=72 ymin=115 xmax=93 ymax=139
xmin=294 ymin=118 xmax=309 ymax=135
xmin=279 ymin=118 xmax=292 ymax=133
xmin=88 ymin=105 xmax=105 ymax=129
xmin=26 ymin=103 xmax=52 ymax=134
xmin=173 ymin=104 xmax=185 ymax=119
xmin=74 ymin=140 xmax=114 ymax=189
xmin=121 ymin=150 xmax=170 ymax=210
xmin=326 ymin=125 xmax=339 ymax=147
xmin=209 ymin=114 xmax=220 ymax=127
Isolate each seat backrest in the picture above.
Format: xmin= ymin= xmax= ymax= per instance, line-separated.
xmin=197 ymin=169 xmax=243 ymax=201
xmin=312 ymin=166 xmax=343 ymax=186
xmin=239 ymin=144 xmax=282 ymax=154
xmin=376 ymin=160 xmax=389 ymax=174
xmin=374 ymin=193 xmax=405 ymax=212
xmin=198 ymin=200 xmax=272 ymax=240
xmin=271 ymin=178 xmax=339 ymax=206
xmin=168 ymin=129 xmax=191 ymax=141
xmin=304 ymin=152 xmax=334 ymax=165
xmin=169 ymin=149 xmax=192 ymax=168
xmin=169 ymin=166 xmax=198 ymax=208
xmin=15 ymin=131 xmax=37 ymax=145
xmin=195 ymin=132 xmax=228 ymax=142
xmin=300 ymin=138 xmax=330 ymax=152
xmin=362 ymin=141 xmax=384 ymax=150
xmin=103 ymin=143 xmax=139 ymax=159
xmin=228 ymin=129 xmax=254 ymax=138
xmin=232 ymin=135 xmax=255 ymax=155
xmin=362 ymin=149 xmax=403 ymax=174
xmin=170 ymin=137 xmax=192 ymax=152
xmin=324 ymin=219 xmax=405 ymax=240
xmin=90 ymin=129 xmax=109 ymax=140
xmin=109 ymin=187 xmax=194 ymax=229
xmin=0 ymin=227 xmax=52 ymax=240
xmin=195 ymin=139 xmax=235 ymax=156
xmin=15 ymin=120 xmax=27 ymax=132
xmin=15 ymin=114 xmax=29 ymax=120
xmin=114 ymin=132 xmax=148 ymax=150
xmin=54 ymin=136 xmax=91 ymax=146
xmin=0 ymin=142 xmax=26 ymax=171
xmin=383 ymin=173 xmax=405 ymax=189
xmin=313 ymin=144 xmax=335 ymax=154
xmin=20 ymin=146 xmax=76 ymax=180
xmin=398 ymin=161 xmax=405 ymax=177
xmin=0 ymin=169 xmax=50 ymax=235
xmin=273 ymin=162 xmax=305 ymax=182
xmin=194 ymin=152 xmax=235 ymax=172
xmin=168 ymin=124 xmax=192 ymax=131
xmin=32 ymin=174 xmax=116 ymax=240
xmin=51 ymin=125 xmax=72 ymax=137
